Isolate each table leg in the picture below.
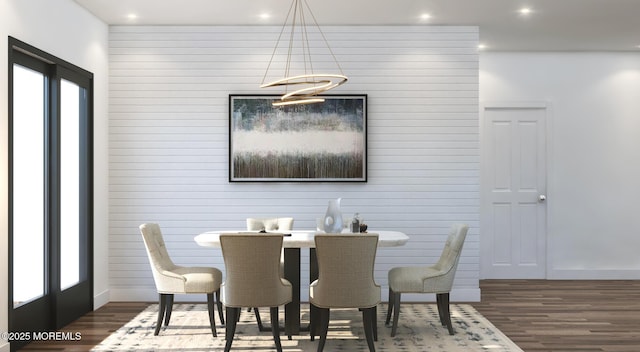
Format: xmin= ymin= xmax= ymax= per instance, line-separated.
xmin=309 ymin=248 xmax=319 ymax=337
xmin=284 ymin=248 xmax=300 ymax=336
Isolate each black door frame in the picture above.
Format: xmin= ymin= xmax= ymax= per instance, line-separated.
xmin=7 ymin=36 xmax=94 ymax=351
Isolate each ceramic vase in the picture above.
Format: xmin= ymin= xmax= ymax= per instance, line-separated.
xmin=323 ymin=198 xmax=343 ymax=233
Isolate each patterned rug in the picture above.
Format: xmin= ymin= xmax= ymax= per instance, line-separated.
xmin=92 ymin=303 xmax=522 ymax=351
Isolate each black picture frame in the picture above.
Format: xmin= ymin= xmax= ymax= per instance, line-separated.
xmin=229 ymin=94 xmax=367 ymax=182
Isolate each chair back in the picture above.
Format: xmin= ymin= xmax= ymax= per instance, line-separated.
xmin=246 ymin=217 xmax=294 ymax=231
xmin=220 ymin=234 xmax=292 ymax=308
xmin=427 ymin=224 xmax=469 ymax=291
xmin=312 ymin=234 xmax=381 ymax=308
xmin=139 ymin=223 xmax=181 ymax=290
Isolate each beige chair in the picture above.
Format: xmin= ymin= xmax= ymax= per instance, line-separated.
xmin=245 ymin=217 xmax=293 ymax=330
xmin=220 ymin=233 xmax=292 ymax=352
xmin=139 ymin=223 xmax=224 ymax=337
xmin=246 ymin=217 xmax=294 ymax=232
xmin=385 ymin=223 xmax=469 ymax=336
xmin=309 ymin=234 xmax=380 ymax=352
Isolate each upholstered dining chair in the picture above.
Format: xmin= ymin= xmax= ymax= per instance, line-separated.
xmin=385 ymin=223 xmax=469 ymax=337
xmin=245 ymin=217 xmax=293 ymax=330
xmin=309 ymin=234 xmax=380 ymax=352
xmin=139 ymin=223 xmax=224 ymax=337
xmin=246 ymin=217 xmax=294 ymax=232
xmin=220 ymin=233 xmax=293 ymax=352
xmin=246 ymin=218 xmax=293 ymax=272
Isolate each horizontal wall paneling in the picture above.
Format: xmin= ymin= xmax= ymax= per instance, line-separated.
xmin=109 ymin=25 xmax=479 ymax=302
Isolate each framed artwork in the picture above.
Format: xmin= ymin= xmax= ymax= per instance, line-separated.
xmin=229 ymin=94 xmax=367 ymax=182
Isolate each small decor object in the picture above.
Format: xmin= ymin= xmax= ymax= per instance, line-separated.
xmin=350 ymin=213 xmax=361 ymax=233
xmin=323 ymin=198 xmax=343 ymax=233
xmin=359 ymin=223 xmax=368 ymax=233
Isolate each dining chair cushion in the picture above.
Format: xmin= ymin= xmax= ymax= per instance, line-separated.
xmin=172 ymin=266 xmax=223 ymax=294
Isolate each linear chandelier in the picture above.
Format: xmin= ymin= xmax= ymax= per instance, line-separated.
xmin=260 ymin=0 xmax=348 ymax=107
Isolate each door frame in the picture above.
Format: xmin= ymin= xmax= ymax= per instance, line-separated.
xmin=480 ymin=101 xmax=553 ymax=279
xmin=7 ymin=36 xmax=94 ymax=351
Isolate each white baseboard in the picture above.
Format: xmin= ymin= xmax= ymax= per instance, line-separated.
xmin=453 ymin=288 xmax=482 ymax=302
xmin=110 ymin=286 xmax=482 ymax=303
xmin=549 ymin=269 xmax=640 ymax=280
xmin=93 ymin=289 xmax=110 ymax=309
xmin=394 ymin=288 xmax=481 ymax=303
xmin=110 ymin=287 xmax=211 ymax=302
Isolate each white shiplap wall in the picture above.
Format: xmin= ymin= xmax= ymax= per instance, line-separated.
xmin=108 ymin=25 xmax=479 ymax=302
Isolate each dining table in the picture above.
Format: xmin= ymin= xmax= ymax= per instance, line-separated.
xmin=194 ymin=230 xmax=409 ymax=337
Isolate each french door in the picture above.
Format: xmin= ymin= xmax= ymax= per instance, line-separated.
xmin=8 ymin=37 xmax=93 ymax=351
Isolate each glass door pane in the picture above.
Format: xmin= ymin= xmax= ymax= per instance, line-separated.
xmin=12 ymin=64 xmax=46 ymax=307
xmin=60 ymin=79 xmax=82 ymax=290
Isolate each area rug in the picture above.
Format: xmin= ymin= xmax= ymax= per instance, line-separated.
xmin=92 ymin=303 xmax=522 ymax=351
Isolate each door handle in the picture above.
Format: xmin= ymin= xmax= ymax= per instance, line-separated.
xmin=538 ymin=194 xmax=547 ymax=202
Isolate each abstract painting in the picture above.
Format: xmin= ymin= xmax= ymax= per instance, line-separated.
xmin=229 ymin=95 xmax=367 ymax=182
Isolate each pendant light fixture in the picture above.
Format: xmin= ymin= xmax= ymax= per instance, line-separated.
xmin=260 ymin=0 xmax=348 ymax=106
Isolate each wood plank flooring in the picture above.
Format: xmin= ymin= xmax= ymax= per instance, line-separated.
xmin=472 ymin=280 xmax=640 ymax=352
xmin=17 ymin=302 xmax=148 ymax=351
xmin=19 ymin=280 xmax=640 ymax=351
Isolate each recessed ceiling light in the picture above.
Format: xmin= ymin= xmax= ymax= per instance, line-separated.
xmin=126 ymin=13 xmax=138 ymax=20
xmin=519 ymin=7 xmax=532 ymax=15
xmin=259 ymin=13 xmax=271 ymax=20
xmin=420 ymin=13 xmax=431 ymax=20
xmin=478 ymin=44 xmax=487 ymax=50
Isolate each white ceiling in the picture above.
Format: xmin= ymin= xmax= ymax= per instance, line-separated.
xmin=73 ymin=0 xmax=640 ymax=51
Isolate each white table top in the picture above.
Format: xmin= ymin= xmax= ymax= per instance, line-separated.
xmin=194 ymin=230 xmax=409 ymax=248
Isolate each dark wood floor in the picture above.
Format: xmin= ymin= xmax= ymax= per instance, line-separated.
xmin=472 ymin=280 xmax=640 ymax=352
xmin=20 ymin=280 xmax=640 ymax=351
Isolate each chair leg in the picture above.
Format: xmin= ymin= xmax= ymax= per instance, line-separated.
xmin=254 ymin=307 xmax=267 ymax=331
xmin=155 ymin=293 xmax=168 ymax=336
xmin=164 ymin=294 xmax=174 ymax=327
xmin=225 ymin=307 xmax=239 ymax=352
xmin=362 ymin=307 xmax=376 ymax=352
xmin=206 ymin=293 xmax=218 ymax=337
xmin=373 ymin=305 xmax=378 ymax=341
xmin=437 ymin=293 xmax=455 ymax=335
xmin=385 ymin=288 xmax=394 ymax=325
xmin=317 ymin=308 xmax=330 ymax=352
xmin=215 ymin=289 xmax=225 ymax=325
xmin=390 ymin=291 xmax=401 ymax=337
xmin=309 ymin=304 xmax=317 ymax=341
xmin=270 ymin=307 xmax=283 ymax=352
xmin=309 ymin=303 xmax=321 ymax=341
xmin=436 ymin=293 xmax=446 ymax=325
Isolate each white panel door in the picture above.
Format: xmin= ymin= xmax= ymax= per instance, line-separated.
xmin=481 ymin=103 xmax=547 ymax=278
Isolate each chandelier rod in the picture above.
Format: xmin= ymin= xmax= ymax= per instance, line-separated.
xmin=303 ymin=0 xmax=345 ymax=76
xmin=261 ymin=0 xmax=296 ymax=87
xmin=260 ymin=0 xmax=348 ymax=105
